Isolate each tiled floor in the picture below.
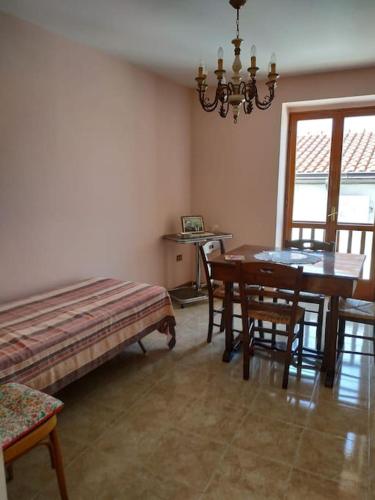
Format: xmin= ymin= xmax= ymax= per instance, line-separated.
xmin=6 ymin=303 xmax=374 ymax=499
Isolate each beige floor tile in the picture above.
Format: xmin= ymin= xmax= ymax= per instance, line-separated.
xmin=244 ymin=354 xmax=319 ymax=396
xmin=306 ymin=399 xmax=369 ymax=439
xmin=36 ymin=447 xmax=201 ymax=500
xmin=232 ymin=411 xmax=303 ymax=464
xmin=286 ymin=468 xmax=369 ymax=499
xmin=314 ymin=373 xmax=370 ymax=410
xmin=250 ymin=387 xmax=313 ymax=425
xmin=92 ymin=391 xmax=193 ymax=465
xmin=57 ymin=398 xmax=120 ymax=445
xmin=144 ymin=428 xmax=226 ymax=491
xmin=296 ymin=428 xmax=369 ymax=484
xmin=201 ymin=445 xmax=291 ymax=500
xmin=178 ymin=396 xmax=248 ymax=443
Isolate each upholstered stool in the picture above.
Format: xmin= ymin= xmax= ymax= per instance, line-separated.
xmin=0 ymin=383 xmax=68 ymax=499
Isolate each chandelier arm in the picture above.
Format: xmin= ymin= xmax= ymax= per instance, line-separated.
xmin=197 ymin=86 xmax=220 ymax=112
xmin=218 ymin=82 xmax=231 ymax=118
xmin=243 ymin=98 xmax=254 ymax=115
xmin=239 ymin=81 xmax=248 ymax=101
xmin=244 ymin=79 xmax=257 ymax=102
xmin=254 ymin=84 xmax=275 ymax=110
xmin=219 ymin=97 xmax=230 ymax=118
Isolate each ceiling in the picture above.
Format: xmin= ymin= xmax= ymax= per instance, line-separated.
xmin=1 ymin=0 xmax=375 ymax=86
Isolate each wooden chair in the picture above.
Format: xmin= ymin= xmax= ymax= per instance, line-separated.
xmin=238 ymin=262 xmax=305 ymax=389
xmin=200 ymin=241 xmax=264 ymax=343
xmin=284 ymin=239 xmax=335 ymax=352
xmin=199 ymin=240 xmax=237 ymax=343
xmin=337 ymin=298 xmax=375 ymax=362
xmin=0 ymin=383 xmax=68 ymax=500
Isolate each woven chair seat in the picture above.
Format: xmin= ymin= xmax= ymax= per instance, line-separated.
xmin=278 ymin=288 xmax=324 ymax=303
xmin=248 ymin=302 xmax=304 ymax=325
xmin=213 ymin=285 xmax=283 ymax=301
xmin=339 ymin=298 xmax=375 ymax=322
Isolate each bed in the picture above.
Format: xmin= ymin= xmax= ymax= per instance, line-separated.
xmin=0 ymin=278 xmax=176 ymax=394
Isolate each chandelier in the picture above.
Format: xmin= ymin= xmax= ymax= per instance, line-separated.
xmin=195 ymin=0 xmax=279 ymax=123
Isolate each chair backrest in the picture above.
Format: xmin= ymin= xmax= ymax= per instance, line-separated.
xmin=237 ymin=261 xmax=304 ymax=325
xmin=199 ymin=240 xmax=226 ymax=290
xmin=285 ymin=239 xmax=335 ymax=252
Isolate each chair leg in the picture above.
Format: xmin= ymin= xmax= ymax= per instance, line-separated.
xmin=271 ymin=297 xmax=277 ymax=347
xmin=49 ymin=427 xmax=69 ymax=500
xmin=258 ymin=319 xmax=264 ymax=339
xmin=207 ymin=295 xmax=214 ymax=343
xmin=282 ymin=330 xmax=294 ymax=389
xmin=219 ymin=299 xmax=225 ymax=332
xmin=316 ymin=301 xmax=324 ymax=352
xmin=297 ymin=315 xmax=304 ymax=366
xmin=258 ymin=295 xmax=264 ymax=339
xmin=242 ymin=315 xmax=250 ymax=381
xmin=337 ymin=318 xmax=345 ymax=356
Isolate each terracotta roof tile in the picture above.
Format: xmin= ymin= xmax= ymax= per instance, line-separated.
xmin=296 ymin=130 xmax=375 ymax=175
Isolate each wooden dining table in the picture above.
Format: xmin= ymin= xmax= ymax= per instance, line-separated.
xmin=208 ymin=244 xmax=366 ymax=388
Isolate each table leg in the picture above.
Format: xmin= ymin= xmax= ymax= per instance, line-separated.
xmin=195 ymin=243 xmax=201 ymax=291
xmin=222 ymin=282 xmax=234 ymax=363
xmin=324 ymin=295 xmax=339 ymax=388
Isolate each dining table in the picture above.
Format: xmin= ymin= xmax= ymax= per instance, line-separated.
xmin=208 ymin=244 xmax=366 ymax=388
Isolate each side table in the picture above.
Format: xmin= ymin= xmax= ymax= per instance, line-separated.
xmin=162 ymin=231 xmax=233 ymax=307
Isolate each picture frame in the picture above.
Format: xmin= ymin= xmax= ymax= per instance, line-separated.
xmin=181 ymin=215 xmax=205 ymax=233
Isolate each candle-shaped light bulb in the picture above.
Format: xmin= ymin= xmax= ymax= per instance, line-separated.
xmin=217 ymin=46 xmax=224 ymax=71
xmin=198 ymin=59 xmax=206 ymax=78
xmin=250 ymin=44 xmax=257 ymax=68
xmin=269 ymin=52 xmax=277 ymax=73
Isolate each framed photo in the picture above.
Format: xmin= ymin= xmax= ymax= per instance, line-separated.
xmin=181 ymin=215 xmax=205 ymax=233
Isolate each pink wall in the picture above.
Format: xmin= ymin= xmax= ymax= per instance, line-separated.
xmin=191 ymin=67 xmax=375 ymax=251
xmin=2 ymin=10 xmax=375 ymax=304
xmin=0 ymin=12 xmax=192 ymax=303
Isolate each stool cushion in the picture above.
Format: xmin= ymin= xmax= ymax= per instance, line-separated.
xmin=0 ymin=383 xmax=63 ymax=450
xmin=339 ymin=298 xmax=375 ymax=322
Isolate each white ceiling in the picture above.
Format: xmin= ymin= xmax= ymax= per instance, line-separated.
xmin=1 ymin=0 xmax=375 ymax=86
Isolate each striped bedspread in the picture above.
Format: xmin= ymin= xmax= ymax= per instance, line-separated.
xmin=0 ymin=278 xmax=175 ymax=394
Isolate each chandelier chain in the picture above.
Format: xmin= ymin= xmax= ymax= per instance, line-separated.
xmin=236 ymin=8 xmax=240 ymax=39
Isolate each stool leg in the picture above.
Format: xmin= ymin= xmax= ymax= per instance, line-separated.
xmin=49 ymin=428 xmax=68 ymax=500
xmin=6 ymin=464 xmax=14 ymax=482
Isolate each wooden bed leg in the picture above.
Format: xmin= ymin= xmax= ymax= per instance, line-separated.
xmin=138 ymin=340 xmax=147 ymax=354
xmin=168 ymin=323 xmax=176 ymax=350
